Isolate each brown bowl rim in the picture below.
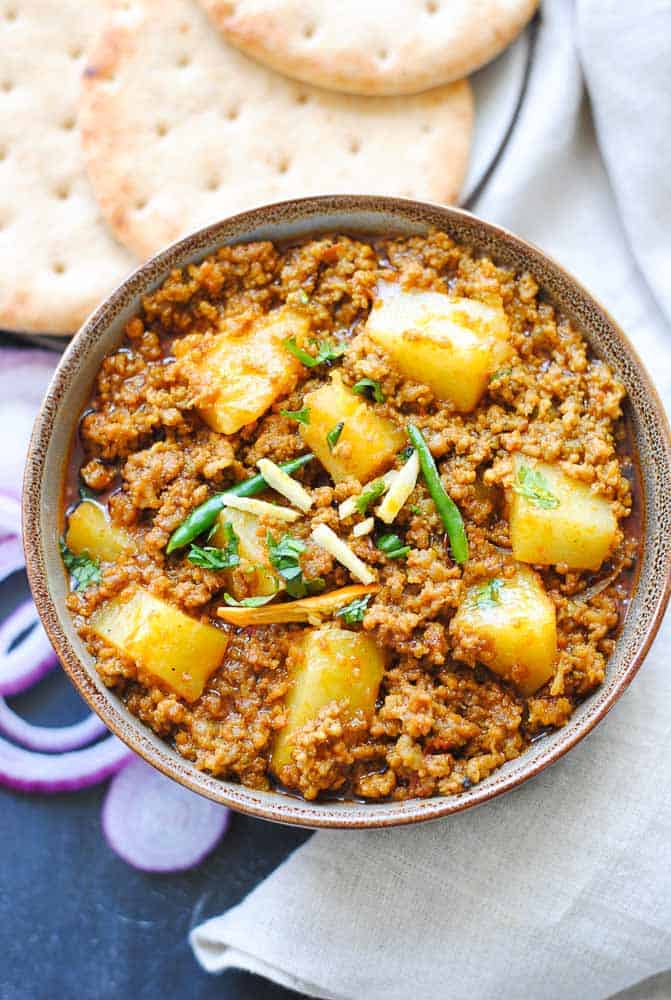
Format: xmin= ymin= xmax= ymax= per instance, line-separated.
xmin=22 ymin=194 xmax=671 ymax=829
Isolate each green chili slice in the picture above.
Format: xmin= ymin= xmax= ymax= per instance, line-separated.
xmin=166 ymin=453 xmax=314 ymax=554
xmin=406 ymin=423 xmax=468 ymax=565
xmin=376 ymin=533 xmax=411 ymax=560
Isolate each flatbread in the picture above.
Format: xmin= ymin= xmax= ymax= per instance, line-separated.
xmin=79 ymin=0 xmax=474 ymax=260
xmin=198 ymin=0 xmax=538 ymax=97
xmin=0 ymin=1 xmax=136 ymax=334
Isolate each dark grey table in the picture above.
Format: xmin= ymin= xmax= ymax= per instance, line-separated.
xmin=0 ymin=341 xmax=311 ymax=1000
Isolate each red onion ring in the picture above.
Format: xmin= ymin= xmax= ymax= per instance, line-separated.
xmin=0 ymin=697 xmax=107 ymax=752
xmin=0 ymin=599 xmax=58 ymax=697
xmin=102 ymin=758 xmax=231 ymax=872
xmin=0 ymin=733 xmax=132 ymax=793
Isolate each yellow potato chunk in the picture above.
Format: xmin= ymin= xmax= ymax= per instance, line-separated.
xmin=300 ymin=372 xmax=404 ymax=483
xmin=211 ymin=508 xmax=278 ymax=600
xmin=452 ymin=567 xmax=557 ymax=696
xmin=91 ymin=587 xmax=229 ymax=702
xmin=175 ymin=306 xmax=306 ymax=435
xmin=365 ymin=290 xmax=512 ymax=412
xmin=510 ymin=455 xmax=617 ymax=571
xmin=65 ymin=500 xmax=135 ymax=563
xmin=271 ymin=625 xmax=385 ymax=774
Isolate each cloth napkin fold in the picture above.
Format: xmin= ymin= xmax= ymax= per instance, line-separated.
xmin=191 ymin=2 xmax=671 ymax=996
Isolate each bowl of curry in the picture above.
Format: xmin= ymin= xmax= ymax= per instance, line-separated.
xmin=23 ymin=196 xmax=671 ymax=828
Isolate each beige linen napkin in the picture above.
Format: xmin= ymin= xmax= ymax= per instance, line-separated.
xmin=191 ymin=2 xmax=671 ymax=996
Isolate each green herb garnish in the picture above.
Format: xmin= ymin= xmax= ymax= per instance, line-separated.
xmin=266 ymin=532 xmax=323 ymax=598
xmin=354 ymin=479 xmax=386 ymax=515
xmin=326 ymin=421 xmax=344 ymax=452
xmin=473 ymin=578 xmax=504 ymax=609
xmin=60 ymin=541 xmax=102 ymax=591
xmin=188 ymin=523 xmax=239 ymax=570
xmin=335 ymin=594 xmax=373 ymax=624
xmin=283 ymin=337 xmax=345 ymax=368
xmin=280 ymin=406 xmax=311 ymax=425
xmin=78 ymin=483 xmax=98 ymax=501
xmin=297 ymin=289 xmax=310 ymax=305
xmin=513 ymin=464 xmax=560 ymax=510
xmin=223 ymin=592 xmax=278 ymax=608
xmin=490 ymin=367 xmax=512 ymax=383
xmin=376 ymin=533 xmax=411 ymax=560
xmin=409 ymin=504 xmax=422 ymax=516
xmin=352 ymin=378 xmax=385 ymax=404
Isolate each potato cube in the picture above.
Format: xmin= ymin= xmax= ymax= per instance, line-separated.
xmin=211 ymin=508 xmax=278 ymax=600
xmin=65 ymin=500 xmax=135 ymax=563
xmin=300 ymin=372 xmax=404 ymax=483
xmin=451 ymin=567 xmax=557 ymax=695
xmin=175 ymin=306 xmax=307 ymax=435
xmin=91 ymin=587 xmax=229 ymax=702
xmin=510 ymin=455 xmax=617 ymax=571
xmin=271 ymin=625 xmax=385 ymax=774
xmin=365 ymin=290 xmax=512 ymax=412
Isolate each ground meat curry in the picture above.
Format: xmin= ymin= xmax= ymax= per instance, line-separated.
xmin=62 ymin=231 xmax=636 ymax=802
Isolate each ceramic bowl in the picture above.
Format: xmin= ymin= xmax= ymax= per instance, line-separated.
xmin=23 ymin=195 xmax=671 ymax=829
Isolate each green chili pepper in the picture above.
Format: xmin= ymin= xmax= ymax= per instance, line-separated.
xmin=166 ymin=453 xmax=314 ymax=554
xmin=406 ymin=423 xmax=468 ymax=565
xmin=376 ymin=533 xmax=411 ymax=560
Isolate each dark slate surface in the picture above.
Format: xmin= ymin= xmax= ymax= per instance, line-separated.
xmin=0 ymin=570 xmax=311 ymax=1000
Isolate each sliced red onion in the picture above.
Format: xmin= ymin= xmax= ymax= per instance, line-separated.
xmin=0 ymin=535 xmax=25 ymax=581
xmin=0 ymin=733 xmax=132 ymax=793
xmin=0 ymin=599 xmax=58 ymax=697
xmin=0 ymin=347 xmax=56 ymax=501
xmin=102 ymin=758 xmax=231 ymax=872
xmin=0 ymin=697 xmax=107 ymax=752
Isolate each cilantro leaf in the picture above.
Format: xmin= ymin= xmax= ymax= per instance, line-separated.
xmin=473 ymin=578 xmax=504 ymax=609
xmin=335 ymin=594 xmax=372 ymax=624
xmin=326 ymin=421 xmax=344 ymax=452
xmin=352 ymin=378 xmax=385 ymax=404
xmin=60 ymin=540 xmax=102 ymax=591
xmin=513 ymin=464 xmax=560 ymax=510
xmin=490 ymin=367 xmax=512 ymax=383
xmin=354 ymin=479 xmax=386 ymax=515
xmin=283 ymin=336 xmax=345 ymax=368
xmin=266 ymin=532 xmax=322 ymax=598
xmin=188 ymin=522 xmax=239 ymax=570
xmin=280 ymin=406 xmax=311 ymax=425
xmin=78 ymin=483 xmax=98 ymax=501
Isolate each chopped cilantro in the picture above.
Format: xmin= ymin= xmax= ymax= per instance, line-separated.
xmin=266 ymin=532 xmax=323 ymax=598
xmin=335 ymin=594 xmax=373 ymax=624
xmin=78 ymin=483 xmax=98 ymax=501
xmin=473 ymin=578 xmax=504 ymax=609
xmin=188 ymin=522 xmax=239 ymax=570
xmin=352 ymin=378 xmax=385 ymax=404
xmin=283 ymin=336 xmax=345 ymax=368
xmin=60 ymin=540 xmax=102 ymax=591
xmin=326 ymin=421 xmax=344 ymax=452
xmin=490 ymin=366 xmax=512 ymax=383
xmin=280 ymin=406 xmax=311 ymax=425
xmin=513 ymin=464 xmax=560 ymax=509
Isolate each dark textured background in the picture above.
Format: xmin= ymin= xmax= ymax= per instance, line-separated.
xmin=0 ymin=570 xmax=311 ymax=1000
